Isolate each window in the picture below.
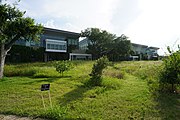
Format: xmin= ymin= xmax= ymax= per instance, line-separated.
xmin=68 ymin=39 xmax=78 ymax=45
xmin=46 ymin=39 xmax=67 ymax=52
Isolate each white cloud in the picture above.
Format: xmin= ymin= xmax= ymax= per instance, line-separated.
xmin=15 ymin=0 xmax=120 ymax=32
xmin=123 ymin=0 xmax=180 ymax=55
xmin=43 ymin=19 xmax=56 ymax=28
xmin=4 ymin=0 xmax=180 ymax=55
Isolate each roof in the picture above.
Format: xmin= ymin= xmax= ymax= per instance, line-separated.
xmin=132 ymin=43 xmax=148 ymax=48
xmin=43 ymin=27 xmax=80 ymax=37
xmin=132 ymin=43 xmax=159 ymax=49
xmin=148 ymin=47 xmax=159 ymax=50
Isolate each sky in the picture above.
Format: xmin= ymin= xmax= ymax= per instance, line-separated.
xmin=3 ymin=0 xmax=180 ymax=55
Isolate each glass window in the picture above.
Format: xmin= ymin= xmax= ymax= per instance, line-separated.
xmin=68 ymin=39 xmax=78 ymax=45
xmin=46 ymin=39 xmax=67 ymax=52
xmin=47 ymin=44 xmax=50 ymax=49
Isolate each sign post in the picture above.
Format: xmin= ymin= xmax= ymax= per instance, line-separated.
xmin=40 ymin=84 xmax=52 ymax=109
xmin=41 ymin=93 xmax=46 ymax=108
xmin=48 ymin=90 xmax=52 ymax=108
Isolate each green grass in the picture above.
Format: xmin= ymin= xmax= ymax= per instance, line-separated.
xmin=0 ymin=61 xmax=179 ymax=119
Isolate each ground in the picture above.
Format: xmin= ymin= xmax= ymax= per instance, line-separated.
xmin=0 ymin=61 xmax=179 ymax=119
xmin=0 ymin=114 xmax=45 ymax=120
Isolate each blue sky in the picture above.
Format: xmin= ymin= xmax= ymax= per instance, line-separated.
xmin=3 ymin=0 xmax=180 ymax=55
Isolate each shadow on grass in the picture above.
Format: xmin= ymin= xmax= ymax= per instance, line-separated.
xmin=155 ymin=92 xmax=180 ymax=120
xmin=0 ymin=78 xmax=8 ymax=82
xmin=58 ymin=84 xmax=91 ymax=106
xmin=22 ymin=76 xmax=72 ymax=85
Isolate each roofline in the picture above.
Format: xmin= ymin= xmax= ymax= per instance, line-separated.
xmin=131 ymin=43 xmax=159 ymax=49
xmin=131 ymin=43 xmax=148 ymax=48
xmin=43 ymin=27 xmax=80 ymax=37
xmin=148 ymin=47 xmax=160 ymax=50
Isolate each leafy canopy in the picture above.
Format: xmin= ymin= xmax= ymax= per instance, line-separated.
xmin=0 ymin=4 xmax=43 ymax=48
xmin=0 ymin=3 xmax=42 ymax=79
xmin=81 ymin=28 xmax=131 ymax=61
xmin=55 ymin=61 xmax=73 ymax=76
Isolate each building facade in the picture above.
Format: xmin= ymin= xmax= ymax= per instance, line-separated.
xmin=130 ymin=43 xmax=159 ymax=60
xmin=42 ymin=27 xmax=80 ymax=61
xmin=6 ymin=27 xmax=80 ymax=62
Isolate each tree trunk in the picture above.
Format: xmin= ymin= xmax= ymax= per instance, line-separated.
xmin=0 ymin=44 xmax=7 ymax=79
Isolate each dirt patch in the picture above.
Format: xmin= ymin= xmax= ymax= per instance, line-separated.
xmin=0 ymin=114 xmax=46 ymax=120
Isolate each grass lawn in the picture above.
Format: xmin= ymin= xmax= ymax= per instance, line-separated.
xmin=0 ymin=61 xmax=179 ymax=119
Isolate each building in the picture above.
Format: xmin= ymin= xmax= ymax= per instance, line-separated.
xmin=130 ymin=43 xmax=159 ymax=60
xmin=42 ymin=27 xmax=80 ymax=61
xmin=6 ymin=27 xmax=81 ymax=62
xmin=79 ymin=39 xmax=159 ymax=60
xmin=79 ymin=38 xmax=90 ymax=50
xmin=6 ymin=27 xmax=158 ymax=62
xmin=130 ymin=43 xmax=148 ymax=60
xmin=146 ymin=47 xmax=159 ymax=60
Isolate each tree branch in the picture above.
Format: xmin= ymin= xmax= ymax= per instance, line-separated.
xmin=5 ymin=35 xmax=20 ymax=52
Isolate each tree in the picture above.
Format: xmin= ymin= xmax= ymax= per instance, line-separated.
xmin=81 ymin=28 xmax=116 ymax=59
xmin=81 ymin=28 xmax=131 ymax=61
xmin=108 ymin=34 xmax=131 ymax=61
xmin=0 ymin=3 xmax=42 ymax=78
xmin=89 ymin=56 xmax=109 ymax=86
xmin=55 ymin=61 xmax=73 ymax=76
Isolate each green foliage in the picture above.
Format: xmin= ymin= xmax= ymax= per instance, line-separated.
xmin=159 ymin=47 xmax=180 ymax=92
xmin=55 ymin=61 xmax=73 ymax=76
xmin=108 ymin=34 xmax=131 ymax=61
xmin=0 ymin=4 xmax=42 ymax=44
xmin=0 ymin=61 xmax=180 ymax=119
xmin=81 ymin=28 xmax=131 ymax=61
xmin=0 ymin=3 xmax=42 ymax=78
xmin=89 ymin=56 xmax=109 ymax=86
xmin=81 ymin=28 xmax=115 ymax=59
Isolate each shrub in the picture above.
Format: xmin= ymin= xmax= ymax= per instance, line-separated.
xmin=55 ymin=61 xmax=73 ymax=76
xmin=159 ymin=46 xmax=180 ymax=92
xmin=89 ymin=56 xmax=109 ymax=86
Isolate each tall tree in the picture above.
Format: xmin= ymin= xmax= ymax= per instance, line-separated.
xmin=81 ymin=28 xmax=116 ymax=59
xmin=0 ymin=3 xmax=42 ymax=78
xmin=81 ymin=28 xmax=131 ymax=61
xmin=108 ymin=34 xmax=131 ymax=61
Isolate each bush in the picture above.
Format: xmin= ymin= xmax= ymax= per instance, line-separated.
xmin=55 ymin=61 xmax=73 ymax=76
xmin=159 ymin=46 xmax=180 ymax=92
xmin=89 ymin=56 xmax=109 ymax=86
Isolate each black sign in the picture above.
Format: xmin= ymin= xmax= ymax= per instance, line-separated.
xmin=41 ymin=84 xmax=50 ymax=91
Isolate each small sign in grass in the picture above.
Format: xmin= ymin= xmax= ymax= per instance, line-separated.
xmin=40 ymin=84 xmax=52 ymax=109
xmin=41 ymin=84 xmax=50 ymax=91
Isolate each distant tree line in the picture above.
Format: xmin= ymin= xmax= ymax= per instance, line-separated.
xmin=81 ymin=28 xmax=131 ymax=61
